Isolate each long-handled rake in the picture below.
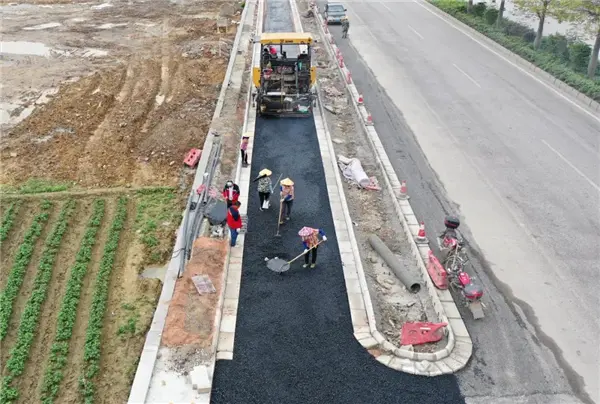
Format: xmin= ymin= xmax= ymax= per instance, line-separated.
xmin=265 ymin=241 xmax=324 ymax=273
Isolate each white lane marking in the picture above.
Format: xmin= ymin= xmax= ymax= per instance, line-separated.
xmin=380 ymin=1 xmax=392 ymax=11
xmin=407 ymin=24 xmax=424 ymax=39
xmin=453 ymin=63 xmax=481 ymax=88
xmin=412 ymin=0 xmax=600 ymax=124
xmin=379 ymin=2 xmax=423 ymax=39
xmin=541 ymin=139 xmax=600 ymax=192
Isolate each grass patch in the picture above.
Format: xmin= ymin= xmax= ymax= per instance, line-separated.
xmin=0 ymin=179 xmax=74 ymax=195
xmin=429 ymin=0 xmax=600 ymax=101
xmin=134 ymin=188 xmax=182 ymax=266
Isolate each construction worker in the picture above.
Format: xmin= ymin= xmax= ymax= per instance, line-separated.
xmin=341 ymin=16 xmax=350 ymax=38
xmin=240 ymin=134 xmax=250 ymax=167
xmin=298 ymin=226 xmax=327 ymax=268
xmin=222 ymin=180 xmax=240 ymax=208
xmin=227 ymin=201 xmax=243 ymax=247
xmin=279 ymin=178 xmax=295 ymax=224
xmin=253 ymin=168 xmax=273 ymax=211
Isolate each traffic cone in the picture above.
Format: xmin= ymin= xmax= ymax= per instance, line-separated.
xmin=416 ymin=222 xmax=428 ymax=244
xmin=365 ymin=114 xmax=373 ymax=126
xmin=398 ymin=180 xmax=409 ymax=200
xmin=357 ymin=94 xmax=364 ymax=105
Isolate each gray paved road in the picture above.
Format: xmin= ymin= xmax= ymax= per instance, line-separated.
xmin=319 ymin=0 xmax=600 ymax=403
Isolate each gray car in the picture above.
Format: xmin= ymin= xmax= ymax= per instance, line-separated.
xmin=324 ymin=2 xmax=347 ymax=24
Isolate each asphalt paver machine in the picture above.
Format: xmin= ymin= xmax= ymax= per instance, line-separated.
xmin=252 ymin=32 xmax=316 ymax=117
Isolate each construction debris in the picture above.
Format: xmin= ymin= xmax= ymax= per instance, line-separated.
xmin=191 ymin=275 xmax=217 ymax=295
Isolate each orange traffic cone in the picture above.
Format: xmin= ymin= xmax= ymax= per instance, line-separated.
xmin=416 ymin=222 xmax=428 ymax=244
xmin=365 ymin=114 xmax=373 ymax=126
xmin=357 ymin=94 xmax=364 ymax=105
xmin=399 ymin=180 xmax=409 ymax=200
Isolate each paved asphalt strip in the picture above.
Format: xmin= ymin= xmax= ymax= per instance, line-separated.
xmin=210 ymin=117 xmax=466 ymax=404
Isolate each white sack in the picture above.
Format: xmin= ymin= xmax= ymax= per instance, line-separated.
xmin=338 ymin=156 xmax=370 ymax=188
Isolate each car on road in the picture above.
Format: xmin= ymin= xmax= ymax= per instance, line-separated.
xmin=324 ymin=2 xmax=347 ymax=24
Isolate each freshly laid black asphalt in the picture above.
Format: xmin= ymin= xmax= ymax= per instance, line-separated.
xmin=210 ymin=115 xmax=465 ymax=403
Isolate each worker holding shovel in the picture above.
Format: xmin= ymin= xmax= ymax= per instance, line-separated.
xmin=279 ymin=177 xmax=295 ymax=225
xmin=298 ymin=226 xmax=327 ymax=268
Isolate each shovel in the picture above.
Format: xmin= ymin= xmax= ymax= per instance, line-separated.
xmin=275 ymin=199 xmax=284 ymax=237
xmin=266 ymin=241 xmax=324 ymax=273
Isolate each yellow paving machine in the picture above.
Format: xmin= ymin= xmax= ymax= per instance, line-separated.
xmin=252 ymin=32 xmax=317 ymax=117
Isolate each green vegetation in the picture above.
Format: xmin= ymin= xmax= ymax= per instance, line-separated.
xmin=79 ymin=197 xmax=128 ymax=404
xmin=116 ymin=303 xmax=140 ymax=341
xmin=40 ymin=200 xmax=106 ymax=404
xmin=135 ymin=188 xmax=181 ymax=265
xmin=430 ymin=0 xmax=600 ymax=101
xmin=0 ymin=200 xmax=52 ymax=341
xmin=0 ymin=200 xmax=76 ymax=404
xmin=1 ymin=178 xmax=73 ymax=195
xmin=0 ymin=201 xmax=22 ymax=243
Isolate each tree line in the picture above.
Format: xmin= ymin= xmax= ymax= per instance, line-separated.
xmin=465 ymin=0 xmax=600 ymax=78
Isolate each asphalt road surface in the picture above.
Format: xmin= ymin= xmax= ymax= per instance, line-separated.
xmin=211 ymin=0 xmax=466 ymax=402
xmin=210 ymin=117 xmax=465 ymax=404
xmin=320 ymin=1 xmax=600 ymax=403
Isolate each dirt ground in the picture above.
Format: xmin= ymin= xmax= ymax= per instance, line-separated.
xmin=1 ymin=0 xmax=241 ymax=188
xmin=299 ymin=6 xmax=445 ymax=352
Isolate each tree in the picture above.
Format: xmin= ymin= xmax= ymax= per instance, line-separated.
xmin=514 ymin=0 xmax=572 ymax=49
xmin=570 ymin=0 xmax=600 ymax=77
xmin=496 ymin=0 xmax=506 ymax=27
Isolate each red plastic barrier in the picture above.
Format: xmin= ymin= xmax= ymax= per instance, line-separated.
xmin=184 ymin=148 xmax=202 ymax=168
xmin=427 ymin=250 xmax=448 ymax=290
xmin=400 ymin=322 xmax=447 ymax=346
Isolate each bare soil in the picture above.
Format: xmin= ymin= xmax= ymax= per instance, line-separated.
xmin=162 ymin=237 xmax=227 ymax=348
xmin=299 ymin=5 xmax=445 ymax=352
xmin=1 ymin=0 xmax=240 ymax=189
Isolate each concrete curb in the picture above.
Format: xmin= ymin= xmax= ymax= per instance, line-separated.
xmin=127 ymin=2 xmax=255 ymax=402
xmin=422 ymin=0 xmax=600 ymax=115
xmin=307 ymin=3 xmax=473 ymax=375
xmin=216 ymin=0 xmax=264 ymax=363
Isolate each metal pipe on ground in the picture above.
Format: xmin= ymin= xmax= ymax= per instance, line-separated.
xmin=368 ymin=234 xmax=421 ymax=293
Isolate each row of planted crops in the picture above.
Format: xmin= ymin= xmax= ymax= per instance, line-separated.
xmin=0 ymin=197 xmax=128 ymax=404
